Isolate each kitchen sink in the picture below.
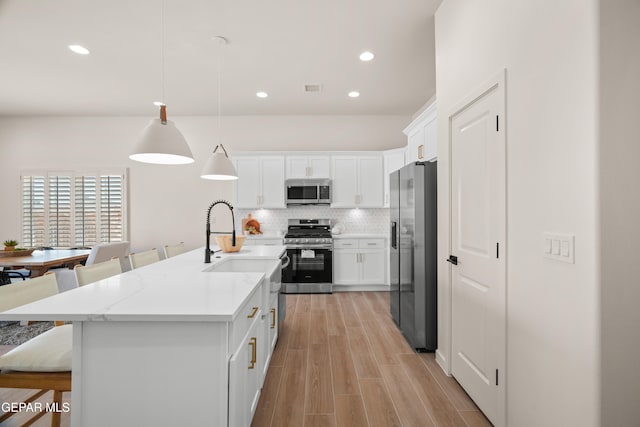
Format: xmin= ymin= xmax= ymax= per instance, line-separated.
xmin=204 ymin=258 xmax=282 ymax=292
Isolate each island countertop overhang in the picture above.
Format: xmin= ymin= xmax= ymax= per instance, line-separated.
xmin=0 ymin=245 xmax=286 ymax=323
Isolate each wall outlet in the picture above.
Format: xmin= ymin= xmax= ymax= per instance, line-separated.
xmin=543 ymin=232 xmax=575 ymax=264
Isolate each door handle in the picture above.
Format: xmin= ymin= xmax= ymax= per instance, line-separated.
xmin=446 ymin=255 xmax=458 ymax=266
xmin=248 ymin=337 xmax=257 ymax=369
xmin=391 ymin=222 xmax=397 ymax=249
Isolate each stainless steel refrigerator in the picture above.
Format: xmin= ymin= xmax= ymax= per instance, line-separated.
xmin=390 ymin=161 xmax=437 ymax=351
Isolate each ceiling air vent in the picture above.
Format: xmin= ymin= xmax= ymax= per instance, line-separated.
xmin=304 ymin=84 xmax=323 ymax=93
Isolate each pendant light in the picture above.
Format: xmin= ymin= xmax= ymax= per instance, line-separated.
xmin=130 ymin=0 xmax=194 ymax=165
xmin=201 ymin=36 xmax=238 ymax=180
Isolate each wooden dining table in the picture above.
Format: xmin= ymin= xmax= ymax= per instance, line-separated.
xmin=0 ymin=249 xmax=91 ymax=277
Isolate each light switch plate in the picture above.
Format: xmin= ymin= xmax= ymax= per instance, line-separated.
xmin=543 ymin=232 xmax=575 ymax=263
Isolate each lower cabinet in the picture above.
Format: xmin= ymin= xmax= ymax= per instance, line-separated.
xmin=229 ymin=316 xmax=262 ymax=427
xmin=333 ymin=238 xmax=386 ymax=286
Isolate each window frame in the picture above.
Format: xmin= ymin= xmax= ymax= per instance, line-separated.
xmin=20 ymin=168 xmax=129 ymax=248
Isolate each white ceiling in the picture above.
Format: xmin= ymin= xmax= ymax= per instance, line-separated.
xmin=0 ymin=0 xmax=440 ymax=117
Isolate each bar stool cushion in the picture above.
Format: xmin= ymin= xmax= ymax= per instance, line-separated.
xmin=0 ymin=324 xmax=72 ymax=372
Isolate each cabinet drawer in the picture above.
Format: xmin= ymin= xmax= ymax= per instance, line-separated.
xmin=230 ymin=284 xmax=263 ymax=351
xmin=358 ymin=239 xmax=385 ymax=249
xmin=333 ymin=239 xmax=359 ymax=249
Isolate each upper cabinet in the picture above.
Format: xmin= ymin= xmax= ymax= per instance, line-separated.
xmin=286 ymin=155 xmax=331 ymax=179
xmin=404 ymin=101 xmax=437 ymax=163
xmin=383 ymin=148 xmax=406 ymax=207
xmin=233 ymin=156 xmax=285 ymax=208
xmin=331 ymin=155 xmax=383 ymax=208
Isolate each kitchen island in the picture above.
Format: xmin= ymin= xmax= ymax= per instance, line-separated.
xmin=0 ymin=245 xmax=286 ymax=427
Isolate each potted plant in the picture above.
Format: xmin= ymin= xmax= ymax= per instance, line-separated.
xmin=3 ymin=239 xmax=18 ymax=251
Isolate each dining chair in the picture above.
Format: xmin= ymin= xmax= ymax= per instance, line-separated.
xmin=74 ymin=258 xmax=123 ymax=287
xmin=0 ymin=273 xmax=71 ymax=427
xmin=129 ymin=248 xmax=161 ymax=269
xmin=54 ymin=241 xmax=129 ymax=292
xmin=163 ymin=242 xmax=185 ymax=258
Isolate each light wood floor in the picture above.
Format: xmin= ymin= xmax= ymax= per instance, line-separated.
xmin=0 ymin=292 xmax=491 ymax=427
xmin=252 ymin=292 xmax=492 ymax=427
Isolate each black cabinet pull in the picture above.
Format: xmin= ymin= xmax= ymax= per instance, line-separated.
xmin=446 ymin=255 xmax=458 ymax=265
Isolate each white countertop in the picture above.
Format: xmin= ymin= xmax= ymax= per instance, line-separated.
xmin=0 ymin=245 xmax=286 ymax=323
xmin=244 ymin=234 xmax=284 ymax=240
xmin=332 ymin=233 xmax=388 ymax=239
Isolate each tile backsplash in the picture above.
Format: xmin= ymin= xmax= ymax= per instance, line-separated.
xmin=236 ymin=207 xmax=390 ymax=236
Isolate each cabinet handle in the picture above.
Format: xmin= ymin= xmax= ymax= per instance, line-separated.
xmin=247 ymin=306 xmax=259 ymax=318
xmin=271 ymin=308 xmax=276 ymax=328
xmin=248 ymin=337 xmax=257 ymax=369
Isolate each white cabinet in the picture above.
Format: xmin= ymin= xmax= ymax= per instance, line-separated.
xmin=404 ymin=102 xmax=437 ymax=163
xmin=383 ymin=148 xmax=406 ymax=207
xmin=331 ymin=156 xmax=384 ymax=208
xmin=333 ymin=238 xmax=386 ymax=286
xmin=286 ymin=155 xmax=330 ymax=178
xmin=233 ymin=156 xmax=285 ymax=208
xmin=229 ymin=315 xmax=262 ymax=427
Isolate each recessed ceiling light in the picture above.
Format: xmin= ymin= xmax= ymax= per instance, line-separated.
xmin=256 ymin=92 xmax=268 ymax=98
xmin=153 ymin=101 xmax=165 ymax=106
xmin=348 ymin=91 xmax=360 ymax=98
xmin=68 ymin=44 xmax=90 ymax=55
xmin=359 ymin=51 xmax=375 ymax=61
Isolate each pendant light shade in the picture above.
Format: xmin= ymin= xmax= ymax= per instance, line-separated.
xmin=130 ymin=106 xmax=195 ymax=165
xmin=201 ymin=144 xmax=238 ymax=180
xmin=200 ymin=36 xmax=237 ymax=180
xmin=130 ymin=0 xmax=194 ymax=166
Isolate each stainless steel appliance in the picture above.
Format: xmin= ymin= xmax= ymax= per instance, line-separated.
xmin=285 ymin=179 xmax=331 ymax=206
xmin=390 ymin=162 xmax=437 ymax=351
xmin=282 ymin=219 xmax=333 ymax=293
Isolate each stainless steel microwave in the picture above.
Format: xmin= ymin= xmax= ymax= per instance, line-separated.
xmin=285 ymin=179 xmax=331 ymax=205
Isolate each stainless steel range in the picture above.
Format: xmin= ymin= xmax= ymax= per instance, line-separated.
xmin=282 ymin=219 xmax=333 ymax=293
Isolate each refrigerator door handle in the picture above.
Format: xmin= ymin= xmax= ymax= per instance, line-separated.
xmin=391 ymin=222 xmax=397 ymax=249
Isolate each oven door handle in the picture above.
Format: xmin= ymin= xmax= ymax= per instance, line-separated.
xmin=286 ymin=245 xmax=333 ymax=250
xmin=280 ymin=255 xmax=291 ymax=270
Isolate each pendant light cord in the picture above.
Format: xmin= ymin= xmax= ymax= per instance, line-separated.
xmin=161 ymin=0 xmax=165 ymax=106
xmin=217 ymin=41 xmax=222 ymax=146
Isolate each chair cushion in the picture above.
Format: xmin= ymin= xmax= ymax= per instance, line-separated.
xmin=0 ymin=324 xmax=72 ymax=372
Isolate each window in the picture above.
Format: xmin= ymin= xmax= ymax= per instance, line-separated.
xmin=21 ymin=170 xmax=127 ymax=248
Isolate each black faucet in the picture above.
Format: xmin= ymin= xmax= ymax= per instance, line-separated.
xmin=205 ymin=200 xmax=236 ymax=263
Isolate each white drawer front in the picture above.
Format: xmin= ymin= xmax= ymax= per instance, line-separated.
xmin=333 ymin=239 xmax=359 ymax=249
xmin=358 ymin=238 xmax=385 ymax=249
xmin=230 ymin=285 xmax=263 ymax=351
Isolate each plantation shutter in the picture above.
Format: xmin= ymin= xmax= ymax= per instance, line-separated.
xmin=48 ymin=175 xmax=73 ymax=247
xmin=99 ymin=174 xmax=124 ymax=243
xmin=21 ymin=169 xmax=127 ymax=248
xmin=75 ymin=175 xmax=98 ymax=247
xmin=21 ymin=175 xmax=46 ymax=247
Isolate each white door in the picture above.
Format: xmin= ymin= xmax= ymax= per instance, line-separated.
xmin=450 ymin=79 xmax=505 ymax=425
xmin=360 ymin=249 xmax=385 ymax=284
xmin=332 ymin=249 xmax=359 ymax=285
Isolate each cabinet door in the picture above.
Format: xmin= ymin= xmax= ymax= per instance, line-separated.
xmin=286 ymin=156 xmax=309 ymax=178
xmin=308 ymin=156 xmax=331 ymax=178
xmin=260 ymin=157 xmax=285 ymax=208
xmin=234 ymin=157 xmax=261 ymax=208
xmin=358 ymin=157 xmax=384 ymax=207
xmin=360 ymin=249 xmax=386 ymax=285
xmin=331 ymin=157 xmax=358 ymax=207
xmin=229 ymin=318 xmax=261 ymax=427
xmin=384 ymin=150 xmax=406 ymax=207
xmin=422 ymin=116 xmax=437 ymax=161
xmin=407 ymin=127 xmax=423 ymax=164
xmin=333 ymin=249 xmax=360 ymax=285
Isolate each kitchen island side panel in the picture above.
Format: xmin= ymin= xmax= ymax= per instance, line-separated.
xmin=74 ymin=321 xmax=229 ymax=427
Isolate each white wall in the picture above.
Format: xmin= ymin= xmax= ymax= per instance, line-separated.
xmin=599 ymin=1 xmax=640 ymax=425
xmin=435 ymin=1 xmax=599 ymax=425
xmin=0 ymin=115 xmax=408 ymax=252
